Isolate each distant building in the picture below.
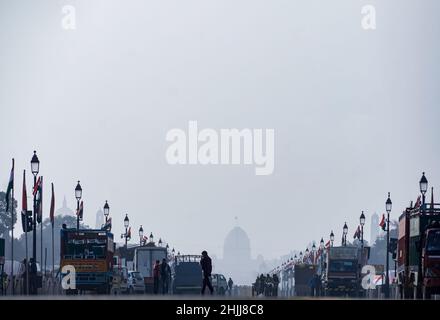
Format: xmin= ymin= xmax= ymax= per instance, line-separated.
xmin=213 ymin=225 xmax=264 ymax=285
xmin=55 ymin=196 xmax=75 ymax=216
xmin=95 ymin=209 xmax=104 ymax=229
xmin=370 ymin=213 xmax=379 ymax=245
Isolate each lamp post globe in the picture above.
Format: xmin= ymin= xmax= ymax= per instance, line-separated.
xmin=320 ymin=238 xmax=324 ymax=249
xmin=31 ymin=151 xmax=40 ymax=176
xmin=139 ymin=225 xmax=144 ymax=238
xmin=360 ymin=211 xmax=366 ymax=226
xmin=343 ymin=222 xmax=348 ymax=235
xmin=103 ymin=201 xmax=110 ymax=220
xmin=75 ymin=181 xmax=82 ymax=201
xmin=124 ymin=214 xmax=129 ymax=228
xmin=420 ymin=172 xmax=428 ymax=195
xmin=386 ymin=193 xmax=392 ymax=214
xmin=330 ymin=231 xmax=334 ymax=243
xmin=149 ymin=232 xmax=154 ymax=243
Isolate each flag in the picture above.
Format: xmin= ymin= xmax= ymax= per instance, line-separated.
xmin=50 ymin=183 xmax=55 ymax=225
xmin=36 ymin=176 xmax=43 ymax=223
xmin=414 ymin=195 xmax=421 ymax=209
xmin=33 ymin=176 xmax=41 ymax=196
xmin=5 ymin=159 xmax=14 ymax=212
xmin=353 ymin=226 xmax=361 ymax=239
xmin=325 ymin=240 xmax=330 ymax=248
xmin=379 ymin=214 xmax=386 ymax=231
xmin=103 ymin=217 xmax=112 ymax=231
xmin=430 ymin=187 xmax=434 ymax=210
xmin=21 ymin=170 xmax=33 ymax=232
xmin=77 ymin=201 xmax=84 ymax=220
xmin=127 ymin=227 xmax=131 ymax=239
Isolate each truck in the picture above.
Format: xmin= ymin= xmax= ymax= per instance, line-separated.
xmin=171 ymin=255 xmax=203 ymax=295
xmin=323 ymin=246 xmax=369 ymax=297
xmin=60 ymin=228 xmax=114 ymax=294
xmin=397 ymin=202 xmax=440 ymax=299
xmin=294 ymin=264 xmax=317 ymax=296
xmin=133 ymin=243 xmax=168 ymax=293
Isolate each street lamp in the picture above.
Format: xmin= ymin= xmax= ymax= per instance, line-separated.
xmin=360 ymin=211 xmax=365 ymax=247
xmin=311 ymin=243 xmax=316 ymax=264
xmin=299 ymin=251 xmax=303 ymax=263
xmin=149 ymin=232 xmax=154 ymax=244
xmin=124 ymin=214 xmax=129 ymax=248
xmin=30 ymin=151 xmax=40 ymax=269
xmin=320 ymin=238 xmax=324 ymax=250
xmin=330 ymin=231 xmax=334 ymax=247
xmin=103 ymin=201 xmax=110 ymax=222
xmin=75 ymin=181 xmax=82 ymax=231
xmin=420 ymin=172 xmax=428 ymax=205
xmin=158 ymin=238 xmax=163 ymax=247
xmin=139 ymin=225 xmax=144 ymax=246
xmin=385 ymin=192 xmax=392 ymax=298
xmin=343 ymin=222 xmax=348 ymax=246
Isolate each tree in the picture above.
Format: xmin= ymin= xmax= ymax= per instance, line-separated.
xmin=0 ymin=191 xmax=17 ymax=241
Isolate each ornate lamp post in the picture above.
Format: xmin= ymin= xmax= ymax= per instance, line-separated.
xmin=330 ymin=231 xmax=334 ymax=247
xmin=75 ymin=181 xmax=82 ymax=230
xmin=360 ymin=211 xmax=366 ymax=248
xmin=30 ymin=151 xmax=40 ymax=264
xmin=385 ymin=192 xmax=392 ymax=298
xmin=123 ymin=214 xmax=129 ymax=248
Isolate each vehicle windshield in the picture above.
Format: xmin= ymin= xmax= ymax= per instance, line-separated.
xmin=329 ymin=260 xmax=357 ymax=273
xmin=132 ymin=272 xmax=143 ymax=280
xmin=64 ymin=238 xmax=107 ymax=259
xmin=427 ymin=230 xmax=440 ymax=253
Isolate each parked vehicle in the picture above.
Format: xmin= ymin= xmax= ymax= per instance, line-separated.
xmin=294 ymin=264 xmax=316 ymax=296
xmin=171 ymin=255 xmax=202 ymax=294
xmin=127 ymin=271 xmax=145 ymax=294
xmin=60 ymin=228 xmax=114 ymax=294
xmin=133 ymin=243 xmax=168 ymax=293
xmin=397 ymin=201 xmax=440 ymax=299
xmin=211 ymin=273 xmax=228 ymax=295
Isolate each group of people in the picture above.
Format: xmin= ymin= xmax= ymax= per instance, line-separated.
xmin=153 ymin=258 xmax=171 ymax=294
xmin=21 ymin=258 xmax=39 ymax=295
xmin=253 ymin=273 xmax=279 ymax=297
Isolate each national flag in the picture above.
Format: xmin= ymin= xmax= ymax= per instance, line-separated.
xmin=50 ymin=183 xmax=55 ymax=225
xmin=33 ymin=177 xmax=41 ymax=196
xmin=430 ymin=187 xmax=434 ymax=210
xmin=414 ymin=195 xmax=421 ymax=209
xmin=5 ymin=159 xmax=14 ymax=212
xmin=353 ymin=225 xmax=361 ymax=239
xmin=36 ymin=176 xmax=43 ymax=223
xmin=77 ymin=201 xmax=84 ymax=220
xmin=21 ymin=170 xmax=33 ymax=232
xmin=127 ymin=227 xmax=131 ymax=239
xmin=325 ymin=240 xmax=330 ymax=248
xmin=379 ymin=214 xmax=386 ymax=231
xmin=103 ymin=217 xmax=112 ymax=231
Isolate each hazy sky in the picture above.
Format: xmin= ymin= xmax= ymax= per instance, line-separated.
xmin=1 ymin=0 xmax=440 ymax=259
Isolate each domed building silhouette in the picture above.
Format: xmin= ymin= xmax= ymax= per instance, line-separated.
xmin=223 ymin=226 xmax=251 ymax=262
xmin=214 ymin=222 xmax=262 ymax=285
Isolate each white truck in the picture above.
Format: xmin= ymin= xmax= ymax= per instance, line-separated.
xmin=133 ymin=243 xmax=168 ymax=293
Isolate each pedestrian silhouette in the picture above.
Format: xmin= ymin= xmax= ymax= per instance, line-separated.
xmin=200 ymin=251 xmax=213 ymax=295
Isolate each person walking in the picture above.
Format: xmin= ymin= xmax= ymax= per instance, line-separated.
xmin=200 ymin=250 xmax=213 ymax=295
xmin=160 ymin=258 xmax=171 ymax=294
xmin=227 ymin=277 xmax=234 ymax=296
xmin=272 ymin=274 xmax=279 ymax=297
xmin=153 ymin=260 xmax=161 ymax=294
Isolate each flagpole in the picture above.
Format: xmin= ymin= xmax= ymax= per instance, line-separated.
xmin=51 ymin=221 xmax=54 ymax=295
xmin=25 ymin=212 xmax=29 ymax=295
xmin=40 ymin=176 xmax=43 ymax=285
xmin=10 ymin=158 xmax=14 ymax=295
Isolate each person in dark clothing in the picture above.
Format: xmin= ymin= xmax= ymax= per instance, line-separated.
xmin=200 ymin=250 xmax=213 ymax=295
xmin=228 ymin=278 xmax=234 ymax=296
xmin=160 ymin=258 xmax=171 ymax=294
xmin=153 ymin=260 xmax=161 ymax=294
xmin=272 ymin=274 xmax=279 ymax=297
xmin=29 ymin=258 xmax=38 ymax=295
